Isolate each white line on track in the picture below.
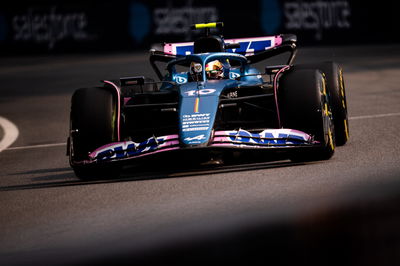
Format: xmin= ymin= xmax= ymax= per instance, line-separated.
xmin=1 ymin=112 xmax=400 ymax=152
xmin=348 ymin=112 xmax=400 ymax=120
xmin=5 ymin=142 xmax=66 ymax=151
xmin=0 ymin=116 xmax=19 ymax=152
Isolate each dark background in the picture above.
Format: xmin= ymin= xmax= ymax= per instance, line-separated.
xmin=0 ymin=0 xmax=398 ymax=54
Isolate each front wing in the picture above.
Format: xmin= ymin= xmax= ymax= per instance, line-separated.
xmin=72 ymin=129 xmax=319 ymax=165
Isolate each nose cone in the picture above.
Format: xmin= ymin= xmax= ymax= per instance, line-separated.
xmin=178 ymin=81 xmax=220 ymax=146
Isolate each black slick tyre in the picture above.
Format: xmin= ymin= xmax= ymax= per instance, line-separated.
xmin=295 ymin=62 xmax=349 ymax=146
xmin=279 ymin=68 xmax=335 ymax=161
xmin=69 ymin=87 xmax=120 ymax=179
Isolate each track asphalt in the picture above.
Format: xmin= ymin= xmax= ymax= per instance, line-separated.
xmin=1 ymin=44 xmax=400 ymax=265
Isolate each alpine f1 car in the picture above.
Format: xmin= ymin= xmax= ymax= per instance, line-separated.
xmin=67 ymin=22 xmax=349 ymax=179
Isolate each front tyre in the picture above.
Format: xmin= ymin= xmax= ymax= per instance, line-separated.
xmin=279 ymin=69 xmax=335 ymax=161
xmin=69 ymin=87 xmax=120 ymax=179
xmin=296 ymin=62 xmax=349 ymax=146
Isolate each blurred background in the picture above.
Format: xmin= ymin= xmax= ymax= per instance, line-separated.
xmin=0 ymin=0 xmax=398 ymax=55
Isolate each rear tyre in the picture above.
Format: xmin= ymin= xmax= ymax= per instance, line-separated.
xmin=296 ymin=62 xmax=349 ymax=146
xmin=69 ymin=87 xmax=120 ymax=179
xmin=279 ymin=69 xmax=335 ymax=161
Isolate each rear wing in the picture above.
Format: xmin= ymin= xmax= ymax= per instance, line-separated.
xmin=164 ymin=36 xmax=283 ymax=56
xmin=151 ymin=32 xmax=297 ymax=80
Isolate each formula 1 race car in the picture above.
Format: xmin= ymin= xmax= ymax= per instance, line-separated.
xmin=67 ymin=22 xmax=349 ymax=179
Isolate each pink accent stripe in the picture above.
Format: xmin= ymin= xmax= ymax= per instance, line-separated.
xmin=103 ymin=80 xmax=121 ymax=141
xmin=88 ymin=141 xmax=128 ymax=159
xmin=87 ymin=146 xmax=181 ymax=163
xmin=111 ymin=146 xmax=181 ymax=161
xmin=89 ymin=137 xmax=181 ymax=159
xmin=136 ymin=147 xmax=180 ymax=158
xmin=212 ymin=136 xmax=229 ymax=142
xmin=274 ymin=35 xmax=283 ymax=46
xmin=124 ymin=97 xmax=131 ymax=105
xmin=211 ymin=143 xmax=233 ymax=147
xmin=164 ymin=134 xmax=180 ymax=140
xmin=163 ymin=43 xmax=174 ymax=54
xmin=273 ymin=66 xmax=290 ymax=128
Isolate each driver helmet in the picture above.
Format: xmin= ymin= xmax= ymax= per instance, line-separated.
xmin=205 ymin=60 xmax=224 ymax=79
xmin=190 ymin=62 xmax=203 ymax=81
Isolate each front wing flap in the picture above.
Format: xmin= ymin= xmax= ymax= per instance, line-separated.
xmin=74 ymin=129 xmax=318 ymax=165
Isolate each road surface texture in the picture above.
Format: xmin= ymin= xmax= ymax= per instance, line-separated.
xmin=1 ymin=44 xmax=400 ymax=265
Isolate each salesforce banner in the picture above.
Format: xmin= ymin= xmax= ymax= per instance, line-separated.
xmin=0 ymin=0 xmax=398 ymax=54
xmin=0 ymin=2 xmax=130 ymax=54
xmin=261 ymin=0 xmax=352 ymax=42
xmin=258 ymin=0 xmax=399 ymax=45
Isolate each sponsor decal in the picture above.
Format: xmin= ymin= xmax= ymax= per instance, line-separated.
xmin=92 ymin=135 xmax=178 ymax=161
xmin=165 ymin=36 xmax=276 ymax=56
xmin=12 ymin=7 xmax=93 ymax=49
xmin=153 ymin=5 xmax=218 ymax=39
xmin=184 ymin=134 xmax=206 ymax=142
xmin=224 ymin=38 xmax=272 ymax=55
xmin=284 ymin=0 xmax=351 ymax=40
xmin=220 ymin=129 xmax=310 ymax=145
xmin=260 ymin=0 xmax=351 ymax=41
xmin=182 ymin=113 xmax=210 ymax=132
xmin=226 ymin=91 xmax=238 ymax=99
xmin=88 ymin=129 xmax=312 ymax=162
xmin=229 ymin=72 xmax=241 ymax=80
xmin=174 ymin=45 xmax=193 ymax=55
xmin=182 ymin=127 xmax=209 ymax=132
xmin=176 ymin=75 xmax=188 ymax=84
xmin=184 ymin=89 xmax=216 ymax=97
